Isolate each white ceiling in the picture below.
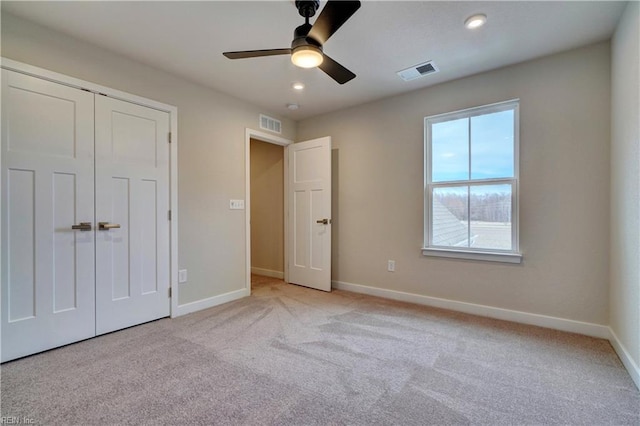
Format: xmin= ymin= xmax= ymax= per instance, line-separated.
xmin=2 ymin=1 xmax=627 ymax=120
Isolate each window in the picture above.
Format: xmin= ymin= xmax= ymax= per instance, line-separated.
xmin=423 ymin=100 xmax=521 ymax=263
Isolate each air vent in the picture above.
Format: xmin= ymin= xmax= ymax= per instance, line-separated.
xmin=259 ymin=114 xmax=282 ymax=134
xmin=397 ymin=61 xmax=439 ymax=81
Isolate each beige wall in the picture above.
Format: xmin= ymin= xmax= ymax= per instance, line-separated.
xmin=250 ymin=139 xmax=284 ymax=275
xmin=0 ymin=13 xmax=297 ymax=306
xmin=611 ymin=2 xmax=640 ymax=371
xmin=298 ymin=42 xmax=611 ymax=325
xmin=2 ymin=11 xmax=630 ymax=340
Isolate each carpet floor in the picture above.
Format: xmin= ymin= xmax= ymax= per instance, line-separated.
xmin=1 ymin=275 xmax=639 ymax=425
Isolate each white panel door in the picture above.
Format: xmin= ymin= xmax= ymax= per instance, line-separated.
xmin=1 ymin=70 xmax=96 ymax=362
xmin=94 ymin=96 xmax=171 ymax=335
xmin=287 ymin=137 xmax=332 ymax=292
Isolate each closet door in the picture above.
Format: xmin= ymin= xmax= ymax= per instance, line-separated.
xmin=1 ymin=70 xmax=96 ymax=362
xmin=94 ymin=96 xmax=171 ymax=335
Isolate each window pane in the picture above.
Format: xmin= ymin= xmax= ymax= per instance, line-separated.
xmin=469 ymin=184 xmax=512 ymax=250
xmin=432 ymin=186 xmax=469 ymax=247
xmin=431 ymin=118 xmax=469 ymax=182
xmin=470 ymin=110 xmax=514 ymax=179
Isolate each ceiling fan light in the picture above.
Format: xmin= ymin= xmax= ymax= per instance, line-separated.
xmin=291 ymin=45 xmax=324 ymax=68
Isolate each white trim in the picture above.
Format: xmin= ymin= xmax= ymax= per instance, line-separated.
xmin=1 ymin=58 xmax=180 ymax=320
xmin=332 ymin=280 xmax=610 ymax=339
xmin=283 ymin=146 xmax=289 ymax=285
xmin=174 ymin=288 xmax=249 ymax=317
xmin=425 ymin=98 xmax=520 ymax=123
xmin=422 ymin=247 xmax=522 ymax=264
xmin=608 ymin=327 xmax=640 ymax=390
xmin=244 ymin=128 xmax=293 ymax=295
xmin=1 ymin=58 xmax=171 ymax=113
xmin=424 ymin=99 xmax=520 ymax=258
xmin=251 ymin=267 xmax=284 ymax=279
xmin=169 ymin=107 xmax=179 ymax=318
xmin=245 ymin=128 xmax=292 ymax=147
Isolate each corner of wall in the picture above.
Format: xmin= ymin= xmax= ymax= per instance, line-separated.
xmin=609 ymin=0 xmax=640 ymax=389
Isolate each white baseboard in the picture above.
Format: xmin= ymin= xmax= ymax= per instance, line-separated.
xmin=251 ymin=267 xmax=284 ymax=279
xmin=608 ymin=327 xmax=640 ymax=390
xmin=332 ymin=280 xmax=610 ymax=339
xmin=173 ymin=287 xmax=249 ymax=317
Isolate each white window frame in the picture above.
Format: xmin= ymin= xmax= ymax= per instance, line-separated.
xmin=423 ymin=99 xmax=522 ymax=264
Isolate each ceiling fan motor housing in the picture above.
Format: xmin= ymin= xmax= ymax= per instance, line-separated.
xmin=292 ymin=23 xmax=322 ymax=50
xmin=291 ymin=22 xmax=323 ymax=68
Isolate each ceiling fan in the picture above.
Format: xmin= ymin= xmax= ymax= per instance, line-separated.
xmin=223 ymin=0 xmax=361 ymax=84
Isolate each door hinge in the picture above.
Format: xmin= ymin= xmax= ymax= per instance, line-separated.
xmin=168 ymin=132 xmax=172 ymax=143
xmin=168 ymin=210 xmax=172 ymax=221
xmin=168 ymin=287 xmax=172 ymax=298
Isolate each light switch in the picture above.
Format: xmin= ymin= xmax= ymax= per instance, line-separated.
xmin=230 ymin=199 xmax=245 ymax=210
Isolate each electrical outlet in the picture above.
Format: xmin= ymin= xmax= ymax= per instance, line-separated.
xmin=387 ymin=260 xmax=396 ymax=272
xmin=178 ymin=269 xmax=188 ymax=283
xmin=229 ymin=199 xmax=245 ymax=210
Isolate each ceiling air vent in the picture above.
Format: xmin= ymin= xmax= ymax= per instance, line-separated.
xmin=397 ymin=61 xmax=439 ymax=81
xmin=260 ymin=114 xmax=282 ymax=134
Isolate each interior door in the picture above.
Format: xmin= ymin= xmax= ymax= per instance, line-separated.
xmin=287 ymin=137 xmax=332 ymax=292
xmin=1 ymin=70 xmax=96 ymax=362
xmin=94 ymin=96 xmax=171 ymax=335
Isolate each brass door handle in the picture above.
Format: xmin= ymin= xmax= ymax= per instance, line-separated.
xmin=71 ymin=222 xmax=92 ymax=231
xmin=316 ymin=219 xmax=330 ymax=225
xmin=99 ymin=222 xmax=121 ymax=231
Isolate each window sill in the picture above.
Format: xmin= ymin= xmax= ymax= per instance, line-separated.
xmin=422 ymin=247 xmax=522 ymax=264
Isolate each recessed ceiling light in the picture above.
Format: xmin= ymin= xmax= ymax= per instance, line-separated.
xmin=292 ymin=82 xmax=305 ymax=91
xmin=465 ymin=14 xmax=487 ymax=29
xmin=286 ymin=103 xmax=299 ymax=110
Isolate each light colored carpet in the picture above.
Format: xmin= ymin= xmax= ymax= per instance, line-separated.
xmin=2 ymin=275 xmax=639 ymax=425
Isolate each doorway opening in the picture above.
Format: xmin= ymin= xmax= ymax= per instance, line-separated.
xmin=244 ymin=129 xmax=292 ymax=292
xmin=250 ymin=138 xmax=284 ymax=278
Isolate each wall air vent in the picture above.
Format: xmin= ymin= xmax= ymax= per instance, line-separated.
xmin=259 ymin=114 xmax=282 ymax=134
xmin=397 ymin=61 xmax=439 ymax=81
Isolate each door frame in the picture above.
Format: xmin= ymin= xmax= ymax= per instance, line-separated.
xmin=244 ymin=129 xmax=293 ymax=292
xmin=0 ymin=58 xmax=180 ymax=318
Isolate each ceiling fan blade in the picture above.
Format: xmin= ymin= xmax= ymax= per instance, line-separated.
xmin=308 ymin=1 xmax=361 ymax=45
xmin=223 ymin=48 xmax=291 ymax=59
xmin=318 ymin=54 xmax=356 ymax=84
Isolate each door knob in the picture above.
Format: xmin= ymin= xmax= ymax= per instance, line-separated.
xmin=71 ymin=222 xmax=92 ymax=231
xmin=98 ymin=222 xmax=121 ymax=231
xmin=316 ymin=218 xmax=330 ymax=225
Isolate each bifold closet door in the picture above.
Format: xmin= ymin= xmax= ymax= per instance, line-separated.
xmin=1 ymin=70 xmax=96 ymax=362
xmin=1 ymin=70 xmax=172 ymax=361
xmin=94 ymin=96 xmax=171 ymax=335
